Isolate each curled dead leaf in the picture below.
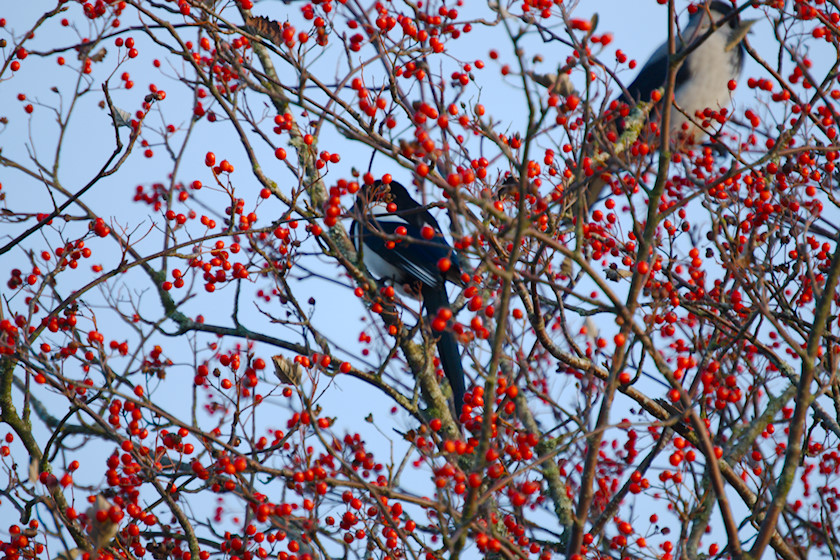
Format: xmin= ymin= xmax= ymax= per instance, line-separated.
xmin=272 ymin=355 xmax=303 ymax=385
xmin=243 ymin=15 xmax=284 ymax=47
xmin=86 ymin=495 xmax=119 ymax=548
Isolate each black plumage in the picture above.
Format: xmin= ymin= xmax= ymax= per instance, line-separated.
xmin=350 ymin=180 xmax=466 ymax=412
xmin=582 ymin=1 xmax=756 ymax=211
xmin=615 ymin=1 xmax=750 ymax=140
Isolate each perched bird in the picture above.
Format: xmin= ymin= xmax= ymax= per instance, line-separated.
xmin=350 ymin=179 xmax=466 ymax=412
xmin=581 ymin=1 xmax=756 ymax=211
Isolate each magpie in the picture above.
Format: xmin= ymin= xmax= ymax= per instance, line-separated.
xmin=350 ymin=179 xmax=466 ymax=412
xmin=582 ymin=1 xmax=756 ymax=211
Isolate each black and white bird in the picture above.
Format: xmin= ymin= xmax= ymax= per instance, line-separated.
xmin=350 ymin=179 xmax=466 ymax=412
xmin=583 ymin=1 xmax=756 ymax=209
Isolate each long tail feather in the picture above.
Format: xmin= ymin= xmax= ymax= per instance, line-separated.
xmin=421 ymin=286 xmax=465 ymax=414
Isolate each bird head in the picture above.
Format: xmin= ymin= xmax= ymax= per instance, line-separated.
xmin=690 ymin=2 xmax=757 ymax=52
xmin=356 ymin=179 xmax=417 ymax=211
xmin=357 ymin=180 xmax=396 ymax=212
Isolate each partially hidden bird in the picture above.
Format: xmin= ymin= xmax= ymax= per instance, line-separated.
xmin=350 ymin=179 xmax=466 ymax=413
xmin=581 ymin=1 xmax=757 ymax=211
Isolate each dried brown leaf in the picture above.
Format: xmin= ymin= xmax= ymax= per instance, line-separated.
xmin=272 ymin=355 xmax=303 ymax=385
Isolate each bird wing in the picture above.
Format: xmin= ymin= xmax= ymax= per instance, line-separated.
xmin=619 ymin=50 xmax=689 ymax=105
xmin=357 ymin=218 xmax=454 ymax=289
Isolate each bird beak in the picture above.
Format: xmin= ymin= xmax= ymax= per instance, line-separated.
xmin=725 ymin=18 xmax=757 ymax=51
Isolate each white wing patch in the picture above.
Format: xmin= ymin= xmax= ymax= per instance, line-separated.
xmin=369 ymin=204 xmax=409 ymax=225
xmin=354 ymin=202 xmax=445 ymax=289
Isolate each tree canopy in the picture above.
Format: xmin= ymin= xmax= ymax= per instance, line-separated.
xmin=1 ymin=1 xmax=839 ymax=560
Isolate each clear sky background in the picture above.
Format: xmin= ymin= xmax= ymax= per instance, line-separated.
xmin=0 ymin=1 xmax=833 ymax=557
